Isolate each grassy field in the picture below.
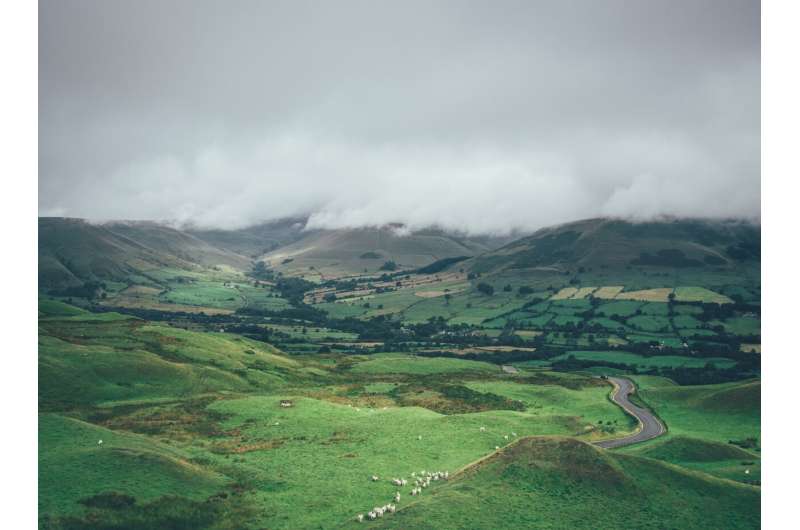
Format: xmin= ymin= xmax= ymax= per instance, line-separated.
xmin=370 ymin=437 xmax=759 ymax=529
xmin=553 ymin=350 xmax=737 ymax=369
xmin=618 ymin=377 xmax=760 ymax=484
xmin=348 ymin=354 xmax=498 ymax=375
xmin=630 ymin=379 xmax=760 ymax=444
xmin=38 ymin=309 xmax=304 ymax=407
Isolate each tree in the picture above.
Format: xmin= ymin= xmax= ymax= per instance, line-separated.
xmin=477 ymin=283 xmax=494 ymax=296
xmin=380 ymin=260 xmax=398 ymax=271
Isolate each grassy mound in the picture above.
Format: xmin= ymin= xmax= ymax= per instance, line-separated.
xmin=370 ymin=437 xmax=759 ymax=529
xmin=629 ymin=435 xmax=755 ymax=463
xmin=39 ymin=308 xmax=308 ymax=407
xmin=696 ymin=381 xmax=761 ymax=414
xmin=39 ymin=414 xmax=228 ymax=517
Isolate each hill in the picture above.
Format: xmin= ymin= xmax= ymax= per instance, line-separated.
xmin=372 ymin=436 xmax=759 ymax=529
xmin=468 ymin=218 xmax=760 ymax=275
xmin=186 ymin=217 xmax=309 ymax=258
xmin=39 ymin=218 xmax=250 ymax=291
xmin=38 ymin=299 xmax=310 ymax=407
xmin=258 ymin=225 xmax=510 ymax=279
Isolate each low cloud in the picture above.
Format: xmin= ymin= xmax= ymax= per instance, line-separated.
xmin=39 ymin=0 xmax=760 ymax=234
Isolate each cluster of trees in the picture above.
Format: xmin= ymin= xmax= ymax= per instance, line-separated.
xmin=50 ymin=280 xmax=106 ymax=300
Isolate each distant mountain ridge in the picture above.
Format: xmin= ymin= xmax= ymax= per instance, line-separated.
xmin=37 ymin=217 xmax=518 ymax=289
xmin=467 ymin=218 xmax=760 ymax=274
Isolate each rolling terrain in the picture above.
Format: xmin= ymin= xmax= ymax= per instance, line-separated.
xmin=259 ymin=225 xmax=510 ymax=280
xmin=468 ymin=217 xmax=760 ymax=275
xmin=37 ymin=216 xmax=761 ymax=528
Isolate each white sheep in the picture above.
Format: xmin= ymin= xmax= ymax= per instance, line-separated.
xmin=368 ymin=511 xmax=377 ymax=520
xmin=356 ymin=514 xmax=364 ymax=522
xmin=495 ymin=445 xmax=500 ymax=450
xmin=401 ymin=479 xmax=407 ymax=486
xmin=388 ymin=504 xmax=396 ymax=513
xmin=511 ymin=432 xmax=517 ymax=437
xmin=97 ymin=439 xmax=103 ymax=445
xmin=480 ymin=426 xmax=486 ymax=432
xmin=394 ymin=492 xmax=401 ymax=503
xmin=371 ymin=475 xmax=380 ymax=482
xmin=504 ymin=435 xmax=509 ymax=440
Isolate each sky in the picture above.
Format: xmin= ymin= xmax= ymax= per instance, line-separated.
xmin=39 ymin=0 xmax=760 ymax=234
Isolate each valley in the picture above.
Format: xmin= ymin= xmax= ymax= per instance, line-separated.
xmin=37 ymin=216 xmax=761 ymax=529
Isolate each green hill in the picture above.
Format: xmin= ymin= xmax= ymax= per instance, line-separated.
xmin=259 ymin=225 xmax=507 ymax=279
xmin=39 ymin=218 xmax=250 ymax=291
xmin=38 ymin=302 xmax=309 ymax=408
xmin=468 ymin=218 xmax=760 ymax=275
xmin=39 ymin=414 xmax=229 ymax=516
xmin=372 ymin=437 xmax=759 ymax=529
xmin=186 ymin=217 xmax=309 ymax=258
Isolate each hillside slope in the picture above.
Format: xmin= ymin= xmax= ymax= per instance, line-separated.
xmin=38 ymin=300 xmax=311 ymax=407
xmin=187 ymin=217 xmax=309 ymax=258
xmin=468 ymin=218 xmax=760 ymax=275
xmin=259 ymin=226 xmax=508 ymax=279
xmin=373 ymin=437 xmax=759 ymax=529
xmin=39 ymin=218 xmax=250 ymax=291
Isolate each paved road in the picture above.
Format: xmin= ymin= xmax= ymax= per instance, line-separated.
xmin=594 ymin=376 xmax=666 ymax=449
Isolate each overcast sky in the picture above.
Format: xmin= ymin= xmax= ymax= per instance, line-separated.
xmin=39 ymin=0 xmax=760 ymax=234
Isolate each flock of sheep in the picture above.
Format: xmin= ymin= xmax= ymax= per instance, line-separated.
xmin=355 ymin=470 xmax=449 ymax=522
xmin=353 ymin=426 xmax=519 ymax=523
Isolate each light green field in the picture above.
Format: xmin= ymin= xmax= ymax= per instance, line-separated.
xmin=714 ymin=317 xmax=761 ymax=336
xmin=464 ymin=381 xmax=632 ymax=428
xmin=38 ymin=315 xmax=300 ymax=406
xmin=626 ymin=315 xmax=672 ymax=332
xmin=349 ymin=354 xmax=498 ymax=375
xmin=632 ymin=379 xmax=760 ymax=444
xmin=203 ymin=391 xmax=629 ymax=529
xmin=554 ymin=350 xmax=736 ymax=369
xmin=674 ymin=286 xmax=733 ymax=304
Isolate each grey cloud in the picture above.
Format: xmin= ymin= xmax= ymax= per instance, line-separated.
xmin=39 ymin=0 xmax=760 ymax=233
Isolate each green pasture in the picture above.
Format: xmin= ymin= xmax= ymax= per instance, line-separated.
xmin=553 ymin=350 xmax=736 ymax=369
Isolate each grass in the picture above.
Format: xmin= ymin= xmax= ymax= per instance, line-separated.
xmin=626 ymin=314 xmax=672 ymax=332
xmin=348 ymin=354 xmax=498 ymax=375
xmin=615 ymin=288 xmax=674 ymax=302
xmin=38 ymin=313 xmax=303 ymax=407
xmin=464 ymin=380 xmax=633 ymax=430
xmin=632 ymin=380 xmax=760 ymax=444
xmin=39 ymin=413 xmax=228 ymax=516
xmin=674 ymin=286 xmax=733 ymax=304
xmin=553 ymin=350 xmax=736 ymax=369
xmin=595 ymin=300 xmax=642 ymax=317
xmin=200 ymin=389 xmax=632 ymax=529
xmin=622 ymin=435 xmax=760 ymax=483
xmin=370 ymin=437 xmax=759 ymax=529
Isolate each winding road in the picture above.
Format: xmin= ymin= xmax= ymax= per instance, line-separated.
xmin=594 ymin=376 xmax=666 ymax=449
